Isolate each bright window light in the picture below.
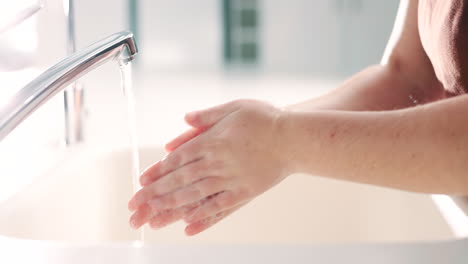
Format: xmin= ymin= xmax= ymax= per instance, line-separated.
xmin=0 ymin=0 xmax=44 ymax=34
xmin=432 ymin=194 xmax=468 ymax=238
xmin=0 ymin=0 xmax=41 ymax=101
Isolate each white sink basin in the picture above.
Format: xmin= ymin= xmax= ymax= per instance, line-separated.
xmin=1 ymin=146 xmax=468 ymax=264
xmin=0 ymin=146 xmax=454 ymax=244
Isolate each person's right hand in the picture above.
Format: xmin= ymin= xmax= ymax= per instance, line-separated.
xmin=129 ymin=99 xmax=291 ymax=235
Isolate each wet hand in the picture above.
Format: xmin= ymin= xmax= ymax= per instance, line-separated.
xmin=128 ymin=99 xmax=291 ymax=235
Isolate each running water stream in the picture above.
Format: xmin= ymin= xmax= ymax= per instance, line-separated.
xmin=119 ymin=62 xmax=144 ymax=245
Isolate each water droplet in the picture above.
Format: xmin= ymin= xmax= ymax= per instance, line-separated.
xmin=409 ymin=94 xmax=419 ymax=105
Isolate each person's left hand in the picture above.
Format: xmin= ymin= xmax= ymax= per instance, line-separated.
xmin=128 ymin=99 xmax=292 ymax=235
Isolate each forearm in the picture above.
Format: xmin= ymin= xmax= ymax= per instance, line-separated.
xmin=286 ymin=65 xmax=444 ymax=112
xmin=280 ymin=95 xmax=468 ymax=195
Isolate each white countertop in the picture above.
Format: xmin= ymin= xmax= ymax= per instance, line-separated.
xmin=1 ymin=236 xmax=468 ymax=264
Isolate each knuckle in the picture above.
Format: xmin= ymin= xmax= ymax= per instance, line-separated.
xmin=211 ymin=196 xmax=224 ymax=210
xmin=185 ymin=164 xmax=204 ymax=183
xmin=162 ymin=172 xmax=182 ymax=191
xmin=202 ymin=149 xmax=215 ymax=162
xmin=174 ymin=172 xmax=185 ymax=186
xmin=151 ymin=183 xmax=165 ymax=195
xmin=204 ymin=143 xmax=229 ymax=163
xmin=187 ymin=162 xmax=201 ymax=174
xmin=150 ymin=181 xmax=164 ymax=195
xmin=191 ymin=203 xmax=209 ymax=220
xmin=190 ymin=184 xmax=203 ymax=198
xmin=197 ymin=178 xmax=219 ymax=197
xmin=197 ymin=159 xmax=212 ymax=172
xmin=197 ymin=209 xmax=210 ymax=220
xmin=185 ymin=173 xmax=200 ymax=184
xmin=162 ymin=195 xmax=176 ymax=208
xmin=167 ymin=152 xmax=183 ymax=168
xmin=218 ymin=192 xmax=236 ymax=207
xmin=141 ymin=188 xmax=154 ymax=201
xmin=182 ymin=204 xmax=196 ymax=213
xmin=205 ymin=177 xmax=223 ymax=192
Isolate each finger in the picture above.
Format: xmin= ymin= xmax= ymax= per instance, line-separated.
xmin=139 ymin=160 xmax=164 ymax=186
xmin=129 ymin=204 xmax=153 ymax=229
xmin=148 ymin=177 xmax=226 ymax=212
xmin=185 ymin=101 xmax=241 ymax=128
xmin=183 ymin=191 xmax=239 ymax=224
xmin=165 ymin=128 xmax=203 ymax=152
xmin=148 ymin=203 xmax=197 ymax=230
xmin=184 ymin=203 xmax=244 ymax=236
xmin=130 ymin=159 xmax=207 ymax=211
xmin=139 ymin=136 xmax=203 ymax=186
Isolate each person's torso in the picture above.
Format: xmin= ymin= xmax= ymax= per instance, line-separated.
xmin=418 ymin=0 xmax=468 ymax=94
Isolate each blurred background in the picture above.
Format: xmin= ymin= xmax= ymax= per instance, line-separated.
xmin=37 ymin=0 xmax=399 ymax=75
xmin=24 ymin=0 xmax=400 ymax=142
xmin=2 ymin=0 xmax=455 ymax=244
xmin=0 ymin=0 xmax=401 ymax=184
xmin=3 ymin=0 xmax=400 ymax=80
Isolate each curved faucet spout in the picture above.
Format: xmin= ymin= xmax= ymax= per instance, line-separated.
xmin=0 ymin=31 xmax=138 ymax=142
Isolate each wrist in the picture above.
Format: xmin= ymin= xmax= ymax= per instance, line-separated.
xmin=275 ymin=109 xmax=327 ymax=177
xmin=273 ymin=108 xmax=298 ymax=177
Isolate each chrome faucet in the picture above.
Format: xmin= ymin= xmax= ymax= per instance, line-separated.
xmin=64 ymin=0 xmax=83 ymax=145
xmin=0 ymin=31 xmax=138 ymax=142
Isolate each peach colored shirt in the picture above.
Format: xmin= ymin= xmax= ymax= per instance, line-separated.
xmin=419 ymin=0 xmax=468 ymax=94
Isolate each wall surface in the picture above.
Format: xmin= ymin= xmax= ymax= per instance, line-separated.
xmin=35 ymin=0 xmax=399 ymax=76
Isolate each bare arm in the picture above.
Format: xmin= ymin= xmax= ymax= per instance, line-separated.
xmin=281 ymin=94 xmax=468 ymax=195
xmin=287 ymin=0 xmax=444 ymax=112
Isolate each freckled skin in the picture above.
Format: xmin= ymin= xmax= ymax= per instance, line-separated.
xmin=128 ymin=0 xmax=468 ymax=236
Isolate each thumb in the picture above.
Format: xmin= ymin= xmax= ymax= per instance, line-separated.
xmin=185 ymin=101 xmax=240 ymax=128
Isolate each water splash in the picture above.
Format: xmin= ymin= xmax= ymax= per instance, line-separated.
xmin=119 ymin=62 xmax=144 ymax=245
xmin=408 ymin=94 xmax=419 ymax=105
